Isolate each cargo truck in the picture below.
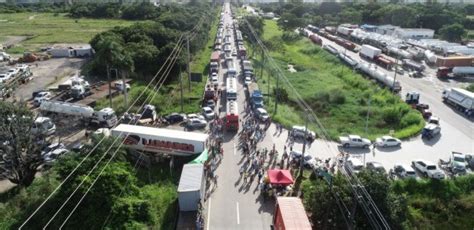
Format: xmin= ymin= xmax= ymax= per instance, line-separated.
xmin=436 ymin=56 xmax=473 ymax=68
xmin=402 ymin=59 xmax=425 ymax=72
xmin=242 ymin=60 xmax=253 ymax=74
xmin=442 ymin=88 xmax=473 ymax=116
xmin=39 ymin=101 xmax=118 ymax=128
xmin=359 ymin=45 xmax=382 ymax=60
xmin=210 ymin=51 xmax=220 ymax=63
xmin=272 ymin=197 xmax=311 ymax=230
xmin=111 ymin=124 xmax=208 ymax=156
xmin=248 ymin=82 xmax=263 ymax=108
xmin=437 ymin=66 xmax=474 ymax=78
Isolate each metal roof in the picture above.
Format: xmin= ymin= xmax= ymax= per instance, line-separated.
xmin=178 ymin=163 xmax=204 ymax=192
xmin=112 ymin=124 xmax=208 ymax=142
xmin=276 ymin=197 xmax=312 ymax=230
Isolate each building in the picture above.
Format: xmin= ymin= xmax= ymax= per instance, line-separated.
xmin=375 ymin=25 xmax=400 ymax=36
xmin=48 ymin=44 xmax=94 ymax=58
xmin=393 ymin=28 xmax=435 ymax=40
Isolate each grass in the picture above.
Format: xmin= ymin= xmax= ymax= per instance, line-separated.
xmin=0 ymin=13 xmax=135 ymax=52
xmin=95 ymin=9 xmax=220 ymax=116
xmin=251 ymin=20 xmax=424 ymax=140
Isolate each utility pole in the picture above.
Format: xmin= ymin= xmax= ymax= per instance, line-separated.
xmin=180 ymin=67 xmax=184 ymax=113
xmin=299 ymin=109 xmax=309 ymax=177
xmin=187 ymin=36 xmax=191 ymax=92
xmin=274 ymin=73 xmax=279 ymax=114
xmin=364 ymin=96 xmax=371 ymax=166
xmin=106 ymin=64 xmax=112 ymax=108
xmin=121 ymin=70 xmax=128 ymax=108
xmin=392 ymin=56 xmax=399 ymax=93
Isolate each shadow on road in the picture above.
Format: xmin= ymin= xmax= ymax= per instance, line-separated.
xmin=255 ymin=195 xmax=275 ymax=214
xmin=337 ymin=145 xmax=371 ymax=155
xmin=422 ymin=134 xmax=442 ymax=146
xmin=375 ymin=145 xmax=402 ymax=152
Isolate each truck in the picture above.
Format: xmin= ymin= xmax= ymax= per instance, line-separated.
xmin=437 ymin=66 xmax=474 ymax=78
xmin=308 ymin=34 xmax=322 ymax=46
xmin=31 ymin=117 xmax=56 ymax=136
xmin=374 ymin=54 xmax=394 ymax=70
xmin=336 ymin=26 xmax=353 ymax=37
xmin=225 ymin=100 xmax=239 ymax=131
xmin=178 ymin=164 xmax=205 ymax=212
xmin=111 ymin=124 xmax=208 ymax=156
xmin=339 ymin=135 xmax=371 ymax=148
xmin=436 ymin=56 xmax=473 ymax=68
xmin=338 ymin=52 xmax=358 ymax=67
xmin=323 ymin=44 xmax=339 ymax=55
xmin=402 ymin=59 xmax=425 ymax=72
xmin=412 ymin=159 xmax=445 ymax=179
xmin=442 ymin=88 xmax=474 ymax=115
xmin=248 ymin=82 xmax=263 ymax=108
xmin=359 ymin=45 xmax=382 ymax=60
xmin=39 ymin=101 xmax=118 ymax=128
xmin=210 ymin=51 xmax=220 ymax=63
xmin=386 ymin=46 xmax=412 ymax=60
xmin=272 ymin=197 xmax=312 ymax=230
xmin=356 ymin=62 xmax=402 ymax=92
xmin=242 ymin=60 xmax=253 ymax=74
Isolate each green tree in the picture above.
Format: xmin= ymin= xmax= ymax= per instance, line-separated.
xmin=278 ymin=13 xmax=305 ymax=31
xmin=439 ymin=23 xmax=466 ymax=42
xmin=0 ymin=101 xmax=43 ymax=187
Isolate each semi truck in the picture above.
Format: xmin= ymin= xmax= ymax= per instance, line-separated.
xmin=338 ymin=52 xmax=358 ymax=67
xmin=437 ymin=66 xmax=474 ymax=78
xmin=436 ymin=56 xmax=473 ymax=68
xmin=357 ymin=62 xmax=401 ymax=93
xmin=242 ymin=60 xmax=253 ymax=74
xmin=442 ymin=88 xmax=473 ymax=115
xmin=402 ymin=59 xmax=425 ymax=72
xmin=308 ymin=34 xmax=322 ymax=46
xmin=39 ymin=101 xmax=118 ymax=128
xmin=248 ymin=82 xmax=263 ymax=108
xmin=360 ymin=45 xmax=394 ymax=69
xmin=111 ymin=124 xmax=208 ymax=156
xmin=386 ymin=46 xmax=413 ymax=60
xmin=272 ymin=197 xmax=311 ymax=230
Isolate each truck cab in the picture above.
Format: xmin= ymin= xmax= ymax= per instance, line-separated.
xmin=31 ymin=117 xmax=56 ymax=136
xmin=405 ymin=92 xmax=420 ymax=105
xmin=421 ymin=124 xmax=441 ymax=140
xmin=92 ymin=107 xmax=118 ymax=128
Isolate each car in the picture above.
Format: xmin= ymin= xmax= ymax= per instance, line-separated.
xmin=291 ymin=125 xmax=316 ymax=140
xmin=93 ymin=128 xmax=111 ymax=137
xmin=289 ymin=151 xmax=316 ymax=168
xmin=366 ymin=161 xmax=386 ymax=174
xmin=211 ymin=76 xmax=219 ymax=87
xmin=202 ymin=107 xmax=215 ymax=120
xmin=187 ymin=113 xmax=205 ymax=121
xmin=165 ymin=113 xmax=187 ymax=124
xmin=232 ymin=49 xmax=237 ymax=56
xmin=33 ymin=91 xmax=52 ymax=107
xmin=465 ymin=154 xmax=474 ymax=170
xmin=0 ymin=73 xmax=12 ymax=83
xmin=186 ymin=118 xmax=207 ymax=130
xmin=7 ymin=68 xmax=19 ymax=76
xmin=345 ymin=157 xmax=364 ymax=174
xmin=421 ymin=124 xmax=441 ymax=140
xmin=205 ymin=99 xmax=216 ymax=110
xmin=114 ymin=80 xmax=130 ymax=91
xmin=392 ymin=163 xmax=417 ymax=179
xmin=339 ymin=135 xmax=371 ymax=148
xmin=41 ymin=143 xmax=66 ymax=156
xmin=43 ymin=148 xmax=69 ymax=166
xmin=428 ymin=116 xmax=440 ymax=125
xmin=244 ymin=76 xmax=252 ymax=86
xmin=255 ymin=108 xmax=269 ymax=121
xmin=375 ymin=136 xmax=401 ymax=148
xmin=450 ymin=152 xmax=467 ymax=174
xmin=412 ymin=159 xmax=445 ymax=179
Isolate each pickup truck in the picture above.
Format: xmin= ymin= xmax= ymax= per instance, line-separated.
xmin=412 ymin=159 xmax=445 ymax=179
xmin=339 ymin=135 xmax=371 ymax=148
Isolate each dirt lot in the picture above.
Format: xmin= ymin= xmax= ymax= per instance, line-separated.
xmin=10 ymin=58 xmax=86 ymax=101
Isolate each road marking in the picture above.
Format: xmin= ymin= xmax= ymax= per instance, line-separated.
xmin=207 ymin=198 xmax=212 ymax=230
xmin=236 ymin=202 xmax=240 ymax=225
xmin=233 ymin=142 xmax=236 ymax=155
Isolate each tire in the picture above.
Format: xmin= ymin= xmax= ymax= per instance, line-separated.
xmin=383 ymin=144 xmax=387 ymax=148
xmin=363 ymin=145 xmax=369 ymax=149
xmin=343 ymin=143 xmax=349 ymax=148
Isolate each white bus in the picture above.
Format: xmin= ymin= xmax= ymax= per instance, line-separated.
xmin=226 ymin=77 xmax=237 ymax=100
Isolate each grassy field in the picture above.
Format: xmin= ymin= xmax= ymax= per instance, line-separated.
xmin=250 ymin=20 xmax=424 ymax=140
xmin=0 ymin=13 xmax=135 ymax=53
xmin=96 ymin=10 xmax=220 ymax=116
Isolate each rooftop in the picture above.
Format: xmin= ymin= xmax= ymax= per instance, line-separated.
xmin=113 ymin=124 xmax=208 ymax=142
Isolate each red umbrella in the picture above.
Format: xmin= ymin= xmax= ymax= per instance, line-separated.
xmin=268 ymin=169 xmax=294 ymax=186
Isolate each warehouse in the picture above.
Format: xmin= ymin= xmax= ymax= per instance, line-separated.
xmin=393 ymin=28 xmax=434 ymax=40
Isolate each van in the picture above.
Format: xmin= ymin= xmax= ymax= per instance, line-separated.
xmin=346 ymin=158 xmax=364 ymax=174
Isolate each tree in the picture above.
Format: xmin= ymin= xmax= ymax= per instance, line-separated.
xmin=278 ymin=13 xmax=305 ymax=31
xmin=0 ymin=102 xmax=43 ymax=187
xmin=439 ymin=23 xmax=466 ymax=42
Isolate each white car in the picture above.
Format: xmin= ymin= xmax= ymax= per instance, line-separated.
xmin=291 ymin=125 xmax=316 ymax=140
xmin=412 ymin=159 xmax=445 ymax=179
xmin=244 ymin=76 xmax=252 ymax=86
xmin=345 ymin=157 xmax=364 ymax=174
xmin=187 ymin=113 xmax=206 ymax=121
xmin=0 ymin=73 xmax=12 ymax=83
xmin=202 ymin=107 xmax=215 ymax=120
xmin=211 ymin=76 xmax=219 ymax=86
xmin=7 ymin=68 xmax=19 ymax=76
xmin=43 ymin=148 xmax=69 ymax=166
xmin=393 ymin=163 xmax=417 ymax=179
xmin=339 ymin=135 xmax=371 ymax=148
xmin=375 ymin=136 xmax=401 ymax=148
xmin=232 ymin=49 xmax=237 ymax=56
xmin=33 ymin=91 xmax=52 ymax=107
xmin=255 ymin=108 xmax=269 ymax=121
xmin=186 ymin=118 xmax=207 ymax=130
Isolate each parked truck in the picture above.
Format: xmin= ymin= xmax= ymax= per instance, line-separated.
xmin=338 ymin=52 xmax=358 ymax=67
xmin=359 ymin=45 xmax=382 ymax=60
xmin=402 ymin=59 xmax=425 ymax=72
xmin=436 ymin=56 xmax=473 ymax=68
xmin=308 ymin=34 xmax=322 ymax=46
xmin=437 ymin=66 xmax=474 ymax=78
xmin=242 ymin=60 xmax=253 ymax=74
xmin=442 ymin=88 xmax=474 ymax=115
xmin=272 ymin=197 xmax=312 ymax=230
xmin=356 ymin=62 xmax=402 ymax=92
xmin=248 ymin=82 xmax=263 ymax=108
xmin=39 ymin=101 xmax=118 ymax=128
xmin=111 ymin=124 xmax=208 ymax=156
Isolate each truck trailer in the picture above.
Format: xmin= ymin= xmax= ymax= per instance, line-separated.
xmin=436 ymin=56 xmax=473 ymax=68
xmin=437 ymin=66 xmax=474 ymax=78
xmin=272 ymin=197 xmax=311 ymax=230
xmin=360 ymin=45 xmax=382 ymax=60
xmin=111 ymin=124 xmax=208 ymax=156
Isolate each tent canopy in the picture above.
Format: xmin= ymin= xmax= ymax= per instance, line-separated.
xmin=268 ymin=169 xmax=294 ymax=186
xmin=190 ymin=149 xmax=208 ymax=164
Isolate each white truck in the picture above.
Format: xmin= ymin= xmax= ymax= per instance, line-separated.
xmin=442 ymin=88 xmax=474 ymax=115
xmin=339 ymin=135 xmax=371 ymax=148
xmin=359 ymin=45 xmax=381 ymax=60
xmin=412 ymin=159 xmax=445 ymax=179
xmin=111 ymin=124 xmax=208 ymax=156
xmin=451 ymin=67 xmax=474 ymax=77
xmin=357 ymin=62 xmax=402 ymax=92
xmin=39 ymin=101 xmax=118 ymax=128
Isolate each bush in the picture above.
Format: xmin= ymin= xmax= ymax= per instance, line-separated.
xmin=274 ymin=87 xmax=289 ymax=103
xmin=281 ymin=31 xmax=301 ymax=43
xmin=329 ymin=88 xmax=346 ymax=104
xmin=400 ymin=111 xmax=423 ymax=127
xmin=382 ymin=107 xmax=401 ymax=124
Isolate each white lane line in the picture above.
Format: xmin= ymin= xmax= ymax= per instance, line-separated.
xmin=207 ymin=198 xmax=212 ymax=230
xmin=236 ymin=202 xmax=240 ymax=225
xmin=233 ymin=142 xmax=236 ymax=155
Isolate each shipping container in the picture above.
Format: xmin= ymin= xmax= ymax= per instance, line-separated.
xmin=436 ymin=56 xmax=473 ymax=67
xmin=273 ymin=197 xmax=311 ymax=230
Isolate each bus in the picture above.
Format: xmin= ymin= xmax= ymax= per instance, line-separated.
xmin=225 ymin=100 xmax=239 ymax=131
xmin=226 ymin=77 xmax=237 ymax=101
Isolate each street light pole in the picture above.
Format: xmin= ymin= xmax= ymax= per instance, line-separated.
xmin=392 ymin=56 xmax=399 ymax=93
xmin=106 ymin=64 xmax=112 ymax=108
xmin=364 ymin=95 xmax=371 ymax=166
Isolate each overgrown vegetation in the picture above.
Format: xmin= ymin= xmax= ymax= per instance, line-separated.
xmin=302 ymin=172 xmax=474 ymax=229
xmin=255 ymin=2 xmax=474 ymax=40
xmin=242 ymin=19 xmax=424 ymax=140
xmin=0 ymin=136 xmax=179 ymax=229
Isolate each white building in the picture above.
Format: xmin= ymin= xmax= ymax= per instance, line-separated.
xmin=393 ymin=28 xmax=435 ymax=40
xmin=375 ymin=25 xmax=400 ymax=36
